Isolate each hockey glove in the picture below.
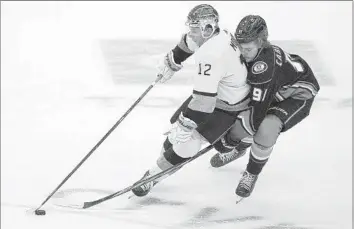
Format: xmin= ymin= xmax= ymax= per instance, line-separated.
xmin=167 ymin=113 xmax=198 ymax=144
xmin=157 ymin=51 xmax=182 ymax=83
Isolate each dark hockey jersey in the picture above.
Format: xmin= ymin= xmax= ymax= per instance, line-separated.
xmin=243 ymin=44 xmax=320 ymax=132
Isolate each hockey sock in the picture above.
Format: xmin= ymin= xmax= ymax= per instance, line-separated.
xmin=246 ymin=152 xmax=268 ymax=175
xmin=246 ymin=141 xmax=273 ymax=175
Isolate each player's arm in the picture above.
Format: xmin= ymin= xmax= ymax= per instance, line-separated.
xmin=158 ymin=34 xmax=196 ymax=83
xmin=276 ymin=54 xmax=320 ymax=101
xmin=173 ymin=34 xmax=196 ymax=64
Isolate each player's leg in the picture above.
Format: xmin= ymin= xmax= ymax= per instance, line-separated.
xmin=236 ymin=97 xmax=315 ymax=199
xmin=132 ymin=131 xmax=204 ymax=196
xmin=132 ymin=96 xmax=193 ymax=196
xmin=276 ymin=97 xmax=315 ymax=132
xmin=210 ymin=117 xmax=253 ymax=167
xmin=235 ymin=114 xmax=282 ymax=199
xmin=159 ymin=94 xmax=193 ymax=155
xmin=132 ymin=109 xmax=237 ymax=196
xmin=159 ymin=95 xmax=193 ymax=156
xmin=165 ymin=109 xmax=238 ymax=168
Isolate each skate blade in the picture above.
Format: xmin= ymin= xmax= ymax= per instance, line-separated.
xmin=128 ymin=194 xmax=137 ymax=200
xmin=127 ymin=194 xmax=149 ymax=200
xmin=235 ymin=195 xmax=244 ymax=204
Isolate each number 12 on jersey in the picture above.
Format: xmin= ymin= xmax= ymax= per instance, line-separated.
xmin=252 ymin=87 xmax=267 ymax=102
xmin=198 ymin=63 xmax=211 ymax=76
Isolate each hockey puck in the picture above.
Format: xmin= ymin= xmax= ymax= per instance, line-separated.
xmin=34 ymin=209 xmax=46 ymax=216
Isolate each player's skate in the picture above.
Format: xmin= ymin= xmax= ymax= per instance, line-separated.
xmin=210 ymin=148 xmax=246 ymax=168
xmin=235 ymin=170 xmax=258 ymax=203
xmin=131 ymin=171 xmax=158 ymax=197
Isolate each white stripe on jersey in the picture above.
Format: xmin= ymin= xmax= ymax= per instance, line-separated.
xmin=188 ymin=93 xmax=217 ymax=113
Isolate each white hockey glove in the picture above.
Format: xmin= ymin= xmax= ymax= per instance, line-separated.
xmin=157 ymin=50 xmax=183 ymax=83
xmin=167 ymin=113 xmax=198 ymax=144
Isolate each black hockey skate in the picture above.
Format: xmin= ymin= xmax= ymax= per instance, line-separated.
xmin=235 ymin=170 xmax=258 ymax=203
xmin=131 ymin=171 xmax=158 ymax=197
xmin=210 ymin=148 xmax=247 ymax=168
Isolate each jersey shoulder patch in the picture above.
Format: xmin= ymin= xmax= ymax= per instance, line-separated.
xmin=247 ymin=46 xmax=275 ymax=85
xmin=251 ymin=61 xmax=268 ymax=74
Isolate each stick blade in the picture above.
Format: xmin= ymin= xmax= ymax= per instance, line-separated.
xmin=51 ymin=196 xmax=84 ymax=209
xmin=83 ymin=200 xmax=102 ymax=209
xmin=83 ymin=201 xmax=94 ymax=209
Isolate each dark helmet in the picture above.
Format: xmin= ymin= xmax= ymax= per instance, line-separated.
xmin=235 ymin=15 xmax=268 ymax=44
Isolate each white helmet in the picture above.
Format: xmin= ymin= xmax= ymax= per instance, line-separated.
xmin=185 ymin=4 xmax=219 ymax=39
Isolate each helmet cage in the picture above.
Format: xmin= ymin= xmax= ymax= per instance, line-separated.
xmin=186 ymin=4 xmax=219 ymax=39
xmin=185 ymin=17 xmax=218 ymax=39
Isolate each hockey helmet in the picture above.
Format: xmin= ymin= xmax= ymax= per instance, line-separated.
xmin=235 ymin=15 xmax=268 ymax=44
xmin=186 ymin=4 xmax=219 ymax=38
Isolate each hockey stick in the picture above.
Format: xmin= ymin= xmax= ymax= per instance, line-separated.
xmin=82 ymin=144 xmax=214 ymax=209
xmin=34 ymin=75 xmax=163 ymax=213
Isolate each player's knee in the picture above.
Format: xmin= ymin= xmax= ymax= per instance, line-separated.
xmin=173 ymin=132 xmax=203 ymax=158
xmin=255 ymin=115 xmax=283 ymax=148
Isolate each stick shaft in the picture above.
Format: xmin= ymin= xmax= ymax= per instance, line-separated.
xmin=35 ymin=76 xmax=162 ymax=211
xmin=83 ymin=144 xmax=214 ymax=209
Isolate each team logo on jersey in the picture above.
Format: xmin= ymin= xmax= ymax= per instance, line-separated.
xmin=252 ymin=61 xmax=268 ymax=74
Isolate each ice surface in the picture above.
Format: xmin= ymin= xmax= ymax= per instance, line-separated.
xmin=1 ymin=2 xmax=352 ymax=229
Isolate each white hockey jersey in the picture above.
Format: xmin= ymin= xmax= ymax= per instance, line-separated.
xmin=182 ymin=29 xmax=250 ymax=117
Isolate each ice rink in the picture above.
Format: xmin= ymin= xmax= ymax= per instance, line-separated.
xmin=1 ymin=2 xmax=352 ymax=229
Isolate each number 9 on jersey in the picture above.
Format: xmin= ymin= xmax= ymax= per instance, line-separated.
xmin=252 ymin=87 xmax=267 ymax=102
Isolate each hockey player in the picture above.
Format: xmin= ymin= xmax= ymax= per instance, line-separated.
xmin=131 ymin=4 xmax=251 ymax=197
xmin=209 ymin=15 xmax=320 ymax=201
